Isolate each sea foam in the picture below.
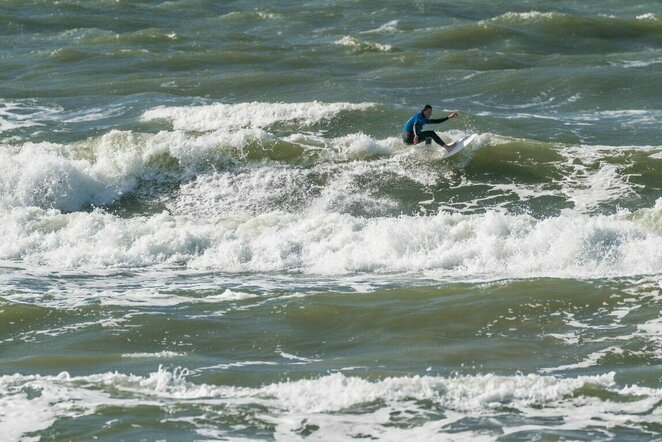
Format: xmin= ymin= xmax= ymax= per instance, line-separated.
xmin=1 ymin=202 xmax=661 ymax=281
xmin=1 ymin=101 xmax=377 ymax=211
xmin=2 ymin=367 xmax=658 ymax=441
xmin=141 ymin=101 xmax=375 ymax=132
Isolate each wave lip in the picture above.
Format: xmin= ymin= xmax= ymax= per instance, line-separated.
xmin=334 ymin=36 xmax=393 ymax=52
xmin=361 ymin=20 xmax=399 ymax=34
xmin=0 ymin=142 xmax=132 ymax=212
xmin=141 ymin=101 xmax=375 ymax=132
xmin=0 ymin=100 xmax=381 ymax=212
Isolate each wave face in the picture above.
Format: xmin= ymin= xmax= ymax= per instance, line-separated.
xmin=2 ymin=1 xmax=662 ymax=441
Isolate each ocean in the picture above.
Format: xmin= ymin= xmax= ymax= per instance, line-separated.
xmin=1 ymin=1 xmax=661 ymax=440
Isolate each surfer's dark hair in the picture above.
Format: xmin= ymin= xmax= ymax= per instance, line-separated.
xmin=422 ymin=104 xmax=432 ymax=111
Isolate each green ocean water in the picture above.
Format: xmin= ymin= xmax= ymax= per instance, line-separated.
xmin=1 ymin=1 xmax=662 ymax=440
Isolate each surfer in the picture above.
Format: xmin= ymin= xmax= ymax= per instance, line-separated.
xmin=402 ymin=105 xmax=459 ymax=150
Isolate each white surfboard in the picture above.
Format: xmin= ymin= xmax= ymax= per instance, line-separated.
xmin=442 ymin=133 xmax=477 ymax=159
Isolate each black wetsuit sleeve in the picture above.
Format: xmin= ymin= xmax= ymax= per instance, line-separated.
xmin=429 ymin=117 xmax=449 ymax=124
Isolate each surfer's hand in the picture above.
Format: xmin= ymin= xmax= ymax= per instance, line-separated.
xmin=413 ymin=136 xmax=419 ymax=144
xmin=448 ymin=112 xmax=459 ymax=118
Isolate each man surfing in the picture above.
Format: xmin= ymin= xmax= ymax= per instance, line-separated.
xmin=402 ymin=104 xmax=459 ymax=150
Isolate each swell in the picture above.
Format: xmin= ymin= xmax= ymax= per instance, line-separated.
xmin=413 ymin=11 xmax=662 ymax=54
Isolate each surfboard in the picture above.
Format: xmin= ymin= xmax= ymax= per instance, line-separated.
xmin=442 ymin=133 xmax=477 ymax=159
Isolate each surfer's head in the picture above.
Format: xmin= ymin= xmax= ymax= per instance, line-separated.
xmin=422 ymin=104 xmax=432 ymax=118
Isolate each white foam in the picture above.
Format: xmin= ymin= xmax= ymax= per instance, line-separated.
xmin=0 ymin=100 xmax=57 ymax=133
xmin=2 ymin=201 xmax=662 ymax=280
xmin=4 ymin=122 xmax=641 ymax=217
xmin=121 ymin=351 xmax=185 ymax=359
xmin=3 ymin=367 xmax=659 ymax=441
xmin=334 ymin=36 xmax=392 ymax=52
xmin=0 ymin=125 xmax=273 ymax=211
xmin=330 ymin=133 xmax=399 ymax=156
xmin=638 ymin=317 xmax=662 ymax=358
xmin=0 ymin=138 xmax=149 ymax=211
xmin=555 ymin=146 xmax=643 ymax=213
xmin=628 ymin=198 xmax=662 ymax=233
xmin=306 ymin=167 xmax=401 ymax=216
xmin=361 ymin=20 xmax=399 ymax=34
xmin=0 ymin=100 xmax=122 ymax=134
xmin=574 ymin=109 xmax=662 ymax=126
xmin=201 ymin=289 xmax=259 ymax=302
xmin=0 ymin=115 xmax=40 ymax=133
xmin=619 ymin=58 xmax=662 ymax=68
xmin=492 ymin=11 xmax=559 ymax=23
xmin=562 ymin=163 xmax=631 ymax=213
xmin=277 ymin=351 xmax=321 ymax=363
xmin=540 ymin=346 xmax=623 ymax=373
xmin=170 ymin=164 xmax=314 ymax=217
xmin=196 ymin=361 xmax=279 ymax=371
xmin=257 ymin=371 xmax=614 ymax=414
xmin=636 ymin=13 xmax=657 ymax=21
xmin=546 ymin=332 xmax=579 ymax=345
xmin=0 ymin=263 xmax=277 ymax=310
xmin=61 ymin=105 xmax=125 ymax=123
xmin=0 ymin=101 xmax=373 ymax=214
xmin=141 ymin=101 xmax=374 ymax=132
xmin=167 ymin=144 xmax=428 ymax=218
xmin=255 ymin=9 xmax=281 ymax=20
xmin=6 ymin=101 xmax=382 ymax=212
xmin=0 ymin=208 xmax=213 ymax=269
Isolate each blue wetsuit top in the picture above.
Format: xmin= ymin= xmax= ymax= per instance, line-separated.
xmin=402 ymin=112 xmax=449 ymax=136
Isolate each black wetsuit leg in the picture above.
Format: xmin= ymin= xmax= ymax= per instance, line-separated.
xmin=418 ymin=130 xmax=446 ymax=146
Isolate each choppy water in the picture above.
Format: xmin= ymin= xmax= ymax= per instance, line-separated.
xmin=1 ymin=1 xmax=662 ymax=441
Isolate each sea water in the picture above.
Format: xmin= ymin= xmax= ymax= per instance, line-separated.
xmin=1 ymin=1 xmax=661 ymax=440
